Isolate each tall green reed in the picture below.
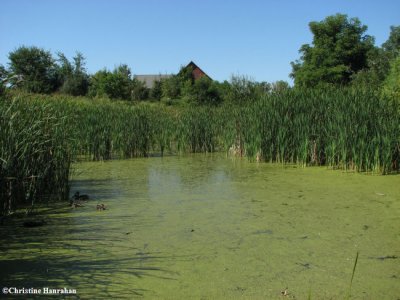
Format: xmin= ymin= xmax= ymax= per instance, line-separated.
xmin=1 ymin=87 xmax=398 ymax=215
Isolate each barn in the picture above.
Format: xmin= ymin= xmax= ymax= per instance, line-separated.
xmin=134 ymin=61 xmax=210 ymax=88
xmin=185 ymin=61 xmax=210 ymax=81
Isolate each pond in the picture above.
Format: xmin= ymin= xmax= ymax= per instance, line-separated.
xmin=1 ymin=154 xmax=399 ymax=299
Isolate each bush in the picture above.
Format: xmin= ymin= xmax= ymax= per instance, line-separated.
xmin=188 ymin=77 xmax=221 ymax=105
xmin=131 ymin=78 xmax=149 ymax=101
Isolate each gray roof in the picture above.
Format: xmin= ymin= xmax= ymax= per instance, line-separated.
xmin=134 ymin=74 xmax=172 ymax=88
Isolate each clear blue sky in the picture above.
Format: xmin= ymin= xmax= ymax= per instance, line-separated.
xmin=1 ymin=0 xmax=399 ymax=83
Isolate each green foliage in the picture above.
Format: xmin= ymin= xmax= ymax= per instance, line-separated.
xmin=351 ymin=47 xmax=391 ymax=88
xmin=160 ymin=64 xmax=196 ymax=101
xmin=0 ymin=94 xmax=75 ymax=215
xmin=0 ymin=64 xmax=7 ymax=94
xmin=271 ymin=80 xmax=290 ymax=93
xmin=177 ymin=106 xmax=218 ymax=152
xmin=89 ymin=64 xmax=132 ymax=100
xmin=0 ymin=64 xmax=7 ymax=81
xmin=88 ymin=69 xmax=109 ymax=98
xmin=161 ymin=75 xmax=181 ymax=99
xmin=188 ymin=77 xmax=221 ymax=105
xmin=149 ymin=80 xmax=163 ymax=100
xmin=291 ymin=14 xmax=375 ymax=87
xmin=8 ymin=46 xmax=58 ymax=93
xmin=160 ymin=64 xmax=221 ymax=104
xmin=1 ymin=88 xmax=399 ymax=215
xmin=57 ymin=52 xmax=89 ymax=96
xmin=177 ymin=64 xmax=195 ymax=83
xmin=130 ymin=78 xmax=149 ymax=101
xmin=352 ymin=26 xmax=400 ymax=89
xmin=223 ymin=75 xmax=264 ymax=104
xmin=382 ymin=25 xmax=400 ymax=59
xmin=382 ymin=56 xmax=400 ymax=100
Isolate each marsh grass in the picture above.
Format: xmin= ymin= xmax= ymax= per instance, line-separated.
xmin=235 ymin=88 xmax=399 ymax=174
xmin=1 ymin=88 xmax=399 ymax=215
xmin=0 ymin=95 xmax=74 ymax=215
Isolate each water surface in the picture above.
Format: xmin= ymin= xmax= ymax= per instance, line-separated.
xmin=1 ymin=154 xmax=399 ymax=299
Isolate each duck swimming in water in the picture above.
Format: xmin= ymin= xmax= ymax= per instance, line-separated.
xmin=96 ymin=204 xmax=106 ymax=211
xmin=74 ymin=191 xmax=89 ymax=200
xmin=70 ymin=191 xmax=89 ymax=208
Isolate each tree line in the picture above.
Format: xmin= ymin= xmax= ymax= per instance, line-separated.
xmin=290 ymin=14 xmax=399 ymax=98
xmin=0 ymin=14 xmax=399 ymax=102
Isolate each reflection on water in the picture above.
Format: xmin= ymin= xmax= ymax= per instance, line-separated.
xmin=1 ymin=154 xmax=399 ymax=299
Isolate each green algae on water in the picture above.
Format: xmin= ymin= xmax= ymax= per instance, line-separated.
xmin=0 ymin=154 xmax=399 ymax=299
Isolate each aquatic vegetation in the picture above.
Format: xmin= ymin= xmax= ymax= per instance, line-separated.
xmin=1 ymin=88 xmax=399 ymax=215
xmin=0 ymin=94 xmax=74 ymax=215
xmin=243 ymin=88 xmax=400 ymax=174
xmin=3 ymin=155 xmax=398 ymax=299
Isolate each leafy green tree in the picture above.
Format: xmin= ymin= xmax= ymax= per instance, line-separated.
xmin=88 ymin=69 xmax=108 ymax=98
xmin=382 ymin=26 xmax=400 ymax=59
xmin=180 ymin=79 xmax=194 ymax=101
xmin=57 ymin=52 xmax=89 ymax=96
xmin=352 ymin=25 xmax=400 ymax=88
xmin=351 ymin=47 xmax=389 ymax=88
xmin=224 ymin=75 xmax=263 ymax=104
xmin=110 ymin=64 xmax=132 ymax=99
xmin=161 ymin=75 xmax=181 ymax=99
xmin=291 ymin=14 xmax=375 ymax=87
xmin=187 ymin=77 xmax=221 ymax=105
xmin=149 ymin=80 xmax=163 ymax=100
xmin=56 ymin=52 xmax=73 ymax=80
xmin=130 ymin=78 xmax=149 ymax=101
xmin=8 ymin=46 xmax=57 ymax=93
xmin=89 ymin=64 xmax=132 ymax=100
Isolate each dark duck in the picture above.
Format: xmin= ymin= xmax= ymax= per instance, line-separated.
xmin=70 ymin=191 xmax=89 ymax=208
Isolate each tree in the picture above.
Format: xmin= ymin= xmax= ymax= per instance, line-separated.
xmin=187 ymin=76 xmax=221 ymax=105
xmin=57 ymin=52 xmax=89 ymax=96
xmin=291 ymin=14 xmax=375 ymax=87
xmin=224 ymin=75 xmax=263 ymax=104
xmin=177 ymin=64 xmax=195 ymax=84
xmin=352 ymin=25 xmax=400 ymax=88
xmin=89 ymin=64 xmax=132 ymax=100
xmin=161 ymin=75 xmax=181 ymax=99
xmin=0 ymin=64 xmax=7 ymax=94
xmin=351 ymin=47 xmax=390 ymax=88
xmin=130 ymin=78 xmax=149 ymax=101
xmin=8 ymin=46 xmax=58 ymax=93
xmin=149 ymin=80 xmax=163 ymax=100
xmin=88 ymin=69 xmax=108 ymax=98
xmin=382 ymin=26 xmax=400 ymax=59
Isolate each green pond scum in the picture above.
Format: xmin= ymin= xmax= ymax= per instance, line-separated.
xmin=0 ymin=154 xmax=399 ymax=299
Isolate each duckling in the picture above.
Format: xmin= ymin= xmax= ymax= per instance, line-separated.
xmin=74 ymin=191 xmax=89 ymax=201
xmin=280 ymin=288 xmax=289 ymax=297
xmin=70 ymin=199 xmax=85 ymax=208
xmin=96 ymin=204 xmax=106 ymax=211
